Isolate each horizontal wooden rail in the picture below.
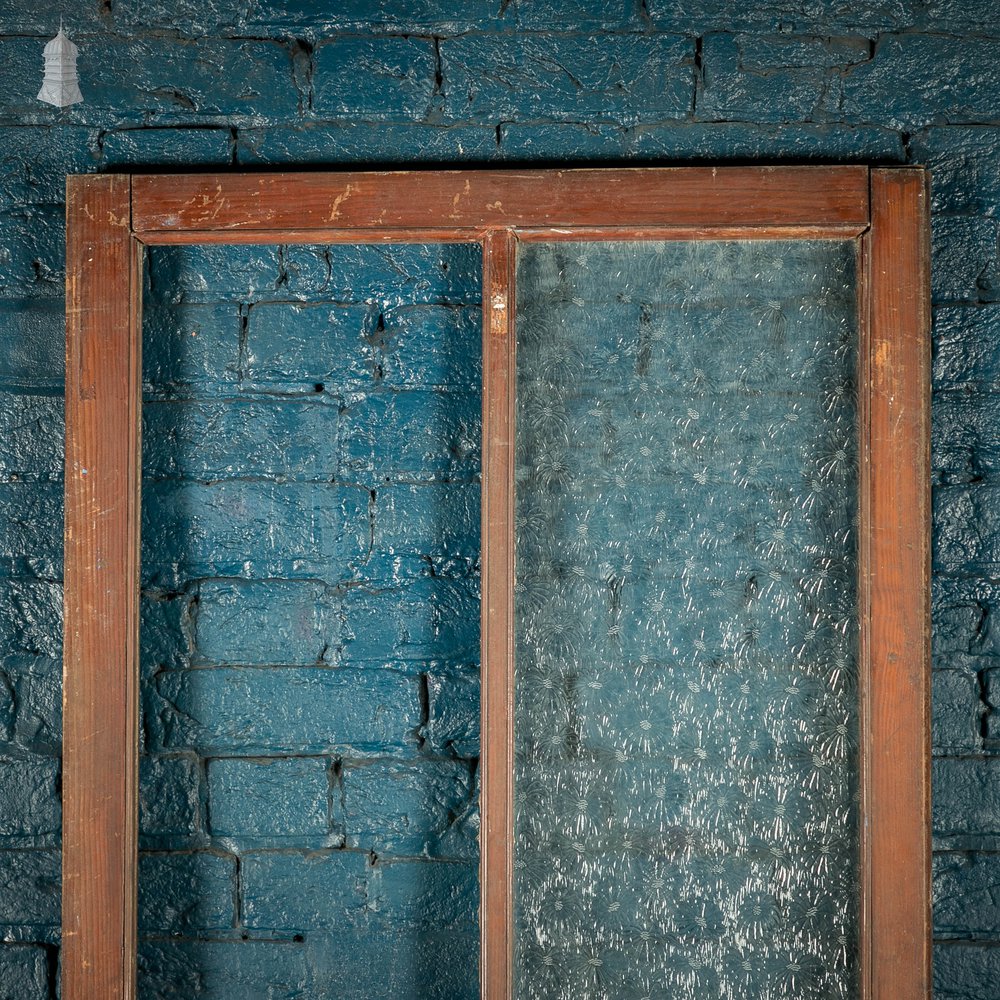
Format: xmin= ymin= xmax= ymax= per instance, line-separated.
xmin=132 ymin=166 xmax=870 ymax=234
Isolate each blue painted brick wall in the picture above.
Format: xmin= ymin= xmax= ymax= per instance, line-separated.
xmin=136 ymin=240 xmax=482 ymax=999
xmin=0 ymin=1 xmax=998 ymax=996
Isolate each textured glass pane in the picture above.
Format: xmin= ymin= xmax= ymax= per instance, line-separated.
xmin=512 ymin=241 xmax=860 ymax=1000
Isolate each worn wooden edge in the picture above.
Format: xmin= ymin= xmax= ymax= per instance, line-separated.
xmin=480 ymin=228 xmax=516 ymax=1000
xmin=61 ymin=165 xmax=931 ymax=1000
xmin=124 ymin=233 xmax=143 ymax=997
xmin=865 ymin=167 xmax=932 ymax=1000
xmin=136 ymin=223 xmax=869 ymax=247
xmin=137 ymin=227 xmax=488 ymax=245
xmin=63 ymin=173 xmax=139 ymax=1000
xmin=131 ymin=166 xmax=870 ymax=233
xmin=858 ymin=227 xmax=873 ymax=1000
xmin=513 ymin=224 xmax=869 ymax=241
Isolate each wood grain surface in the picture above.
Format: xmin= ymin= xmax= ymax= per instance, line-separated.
xmin=480 ymin=228 xmax=516 ymax=1000
xmin=863 ymin=168 xmax=932 ymax=1000
xmin=63 ymin=174 xmax=140 ymax=1000
xmin=62 ymin=166 xmax=930 ymax=1000
xmin=131 ymin=166 xmax=870 ymax=234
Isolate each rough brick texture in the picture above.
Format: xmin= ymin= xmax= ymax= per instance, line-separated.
xmin=135 ymin=238 xmax=481 ymax=998
xmin=0 ymin=1 xmax=997 ymax=997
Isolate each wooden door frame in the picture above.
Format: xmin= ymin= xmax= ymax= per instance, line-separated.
xmin=62 ymin=166 xmax=930 ymax=1000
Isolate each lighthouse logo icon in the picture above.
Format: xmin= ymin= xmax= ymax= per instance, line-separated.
xmin=38 ymin=25 xmax=83 ymax=108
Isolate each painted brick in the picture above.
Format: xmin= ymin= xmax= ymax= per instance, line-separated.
xmin=341 ymin=390 xmax=480 ymax=483
xmin=424 ymin=669 xmax=480 ymax=758
xmin=501 ymin=0 xmax=636 ymax=28
xmin=931 ymin=216 xmax=998 ymax=303
xmin=241 ymin=850 xmax=369 ymax=930
xmin=139 ymin=754 xmax=201 ymax=848
xmin=933 ymin=757 xmax=1000 ymax=849
xmin=0 ymin=753 xmax=59 ymax=842
xmin=0 ymin=850 xmax=58 ymax=931
xmin=0 ymin=484 xmax=61 ymax=579
xmin=645 ymin=0 xmax=909 ymax=33
xmin=933 ymin=577 xmax=1000 ymax=658
xmin=146 ymin=245 xmax=282 ymax=306
xmin=138 ymin=851 xmax=236 ymax=934
xmin=179 ymin=300 xmax=481 ymax=392
xmin=0 ymin=299 xmax=64 ymax=389
xmin=111 ymin=0 xmax=241 ymax=35
xmin=242 ymin=0 xmax=499 ymax=32
xmin=236 ymin=123 xmax=501 ymax=165
xmin=366 ymin=305 xmax=482 ymax=389
xmin=143 ymin=398 xmax=340 ymax=480
xmin=700 ymin=33 xmax=869 ymax=124
xmin=635 ymin=121 xmax=903 ymax=159
xmin=368 ymin=858 xmax=478 ymax=929
xmin=342 ymin=759 xmax=474 ymax=856
xmin=0 ymin=126 xmax=97 ymax=210
xmin=304 ymin=929 xmax=479 ymax=1000
xmin=934 ymin=851 xmax=1000 ymax=939
xmin=7 ymin=657 xmax=60 ymax=753
xmin=140 ymin=480 xmax=370 ymax=586
xmin=244 ymin=301 xmax=378 ymax=386
xmin=934 ymin=306 xmax=1000 ymax=392
xmin=141 ymin=593 xmax=192 ymax=675
xmin=934 ymin=392 xmax=1000 ymax=484
xmin=934 ymin=943 xmax=1000 ymax=1000
xmin=0 ymin=207 xmax=63 ymax=300
xmin=0 ymin=41 xmax=43 ymax=125
xmin=0 ymin=945 xmax=48 ymax=1000
xmin=340 ymin=578 xmax=479 ymax=664
xmin=932 ymin=667 xmax=982 ymax=754
xmin=1 ymin=37 xmax=301 ymax=126
xmin=498 ymin=121 xmax=905 ymax=162
xmin=0 ymin=392 xmax=62 ymax=482
xmin=0 ymin=582 xmax=61 ymax=659
xmin=983 ymin=669 xmax=1000 ymax=748
xmin=911 ymin=127 xmax=1000 ymax=217
xmin=138 ymin=939 xmax=315 ymax=1000
xmin=143 ymin=301 xmax=242 ymax=394
xmin=842 ymin=34 xmax=1000 ymax=129
xmin=127 ymin=0 xmax=501 ymax=36
xmin=500 ymin=122 xmax=632 ymax=160
xmin=0 ymin=670 xmax=12 ymax=743
xmin=908 ymin=0 xmax=1000 ymax=31
xmin=207 ymin=757 xmax=332 ymax=844
xmin=1 ymin=4 xmax=999 ymax=996
xmin=441 ymin=33 xmax=694 ymax=125
xmin=934 ymin=486 xmax=1000 ymax=575
xmin=280 ymin=244 xmax=481 ymax=307
xmin=147 ymin=667 xmax=421 ymax=756
xmin=100 ymin=127 xmax=232 ymax=167
xmin=142 ymin=933 xmax=476 ymax=999
xmin=194 ymin=580 xmax=337 ymax=667
xmin=0 ymin=2 xmax=106 ymax=32
xmin=313 ymin=37 xmax=438 ymax=122
xmin=244 ymin=302 xmax=481 ymax=389
xmin=370 ymin=483 xmax=480 ymax=578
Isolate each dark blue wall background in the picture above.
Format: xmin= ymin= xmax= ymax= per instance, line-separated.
xmin=138 ymin=240 xmax=484 ymax=1000
xmin=1 ymin=1 xmax=998 ymax=996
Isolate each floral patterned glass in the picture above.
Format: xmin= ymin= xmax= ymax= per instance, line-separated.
xmin=512 ymin=240 xmax=860 ymax=1000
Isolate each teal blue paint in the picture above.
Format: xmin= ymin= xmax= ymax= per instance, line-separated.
xmin=0 ymin=2 xmax=994 ymax=996
xmin=133 ymin=239 xmax=482 ymax=996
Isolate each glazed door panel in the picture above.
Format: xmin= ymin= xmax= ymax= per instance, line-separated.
xmin=61 ymin=168 xmax=929 ymax=1000
xmin=511 ymin=240 xmax=861 ymax=999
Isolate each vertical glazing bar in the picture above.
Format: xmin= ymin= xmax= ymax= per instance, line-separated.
xmin=63 ymin=174 xmax=140 ymax=1000
xmin=481 ymin=228 xmax=517 ymax=1000
xmin=866 ymin=168 xmax=932 ymax=999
